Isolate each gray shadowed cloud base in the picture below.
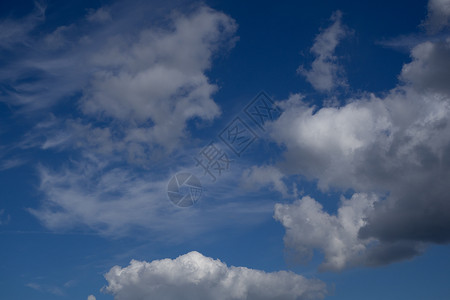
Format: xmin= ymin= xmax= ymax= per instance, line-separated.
xmin=271 ymin=2 xmax=450 ymax=271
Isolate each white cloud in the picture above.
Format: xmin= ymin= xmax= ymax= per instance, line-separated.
xmin=298 ymin=11 xmax=349 ymax=92
xmin=78 ymin=5 xmax=237 ymax=151
xmin=86 ymin=7 xmax=111 ymax=23
xmin=271 ymin=81 xmax=450 ymax=267
xmin=87 ymin=295 xmax=96 ymax=300
xmin=274 ymin=194 xmax=378 ymax=271
xmin=3 ymin=3 xmax=251 ymax=237
xmin=26 ymin=282 xmax=64 ymax=296
xmin=271 ymin=10 xmax=450 ymax=268
xmin=63 ymin=280 xmax=77 ymax=288
xmin=0 ymin=157 xmax=26 ymax=171
xmin=26 ymin=283 xmax=41 ymax=291
xmin=400 ymin=39 xmax=450 ymax=94
xmin=0 ymin=209 xmax=10 ymax=225
xmin=241 ymin=165 xmax=289 ymax=197
xmin=29 ymin=162 xmax=170 ymax=236
xmin=104 ymin=251 xmax=328 ymax=300
xmin=423 ymin=0 xmax=450 ymax=33
xmin=271 ymin=36 xmax=450 ymax=193
xmin=2 ymin=3 xmax=237 ymax=151
xmin=0 ymin=2 xmax=45 ymax=49
xmin=270 ymin=92 xmax=392 ymax=191
xmin=29 ymin=153 xmax=277 ymax=238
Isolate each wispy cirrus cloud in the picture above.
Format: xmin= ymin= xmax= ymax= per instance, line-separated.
xmin=0 ymin=209 xmax=11 ymax=225
xmin=0 ymin=1 xmax=46 ymax=49
xmin=240 ymin=165 xmax=289 ymax=197
xmin=297 ymin=11 xmax=350 ymax=92
xmin=0 ymin=1 xmax=251 ymax=237
xmin=26 ymin=282 xmax=64 ymax=296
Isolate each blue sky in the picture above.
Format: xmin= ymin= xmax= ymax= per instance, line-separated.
xmin=1 ymin=0 xmax=450 ymax=299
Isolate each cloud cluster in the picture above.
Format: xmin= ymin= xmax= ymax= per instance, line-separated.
xmin=297 ymin=11 xmax=349 ymax=92
xmin=2 ymin=2 xmax=237 ymax=152
xmin=104 ymin=251 xmax=327 ymax=300
xmin=0 ymin=2 xmax=248 ymax=236
xmin=271 ymin=4 xmax=450 ymax=270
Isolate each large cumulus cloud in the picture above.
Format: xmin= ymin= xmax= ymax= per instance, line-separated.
xmin=104 ymin=251 xmax=328 ymax=300
xmin=271 ymin=3 xmax=450 ymax=270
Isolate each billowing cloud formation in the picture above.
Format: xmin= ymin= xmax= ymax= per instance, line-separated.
xmin=274 ymin=194 xmax=426 ymax=271
xmin=274 ymin=194 xmax=377 ymax=271
xmin=400 ymin=39 xmax=450 ymax=94
xmin=104 ymin=251 xmax=327 ymax=300
xmin=79 ymin=5 xmax=237 ymax=150
xmin=298 ymin=11 xmax=349 ymax=92
xmin=271 ymin=14 xmax=450 ymax=269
